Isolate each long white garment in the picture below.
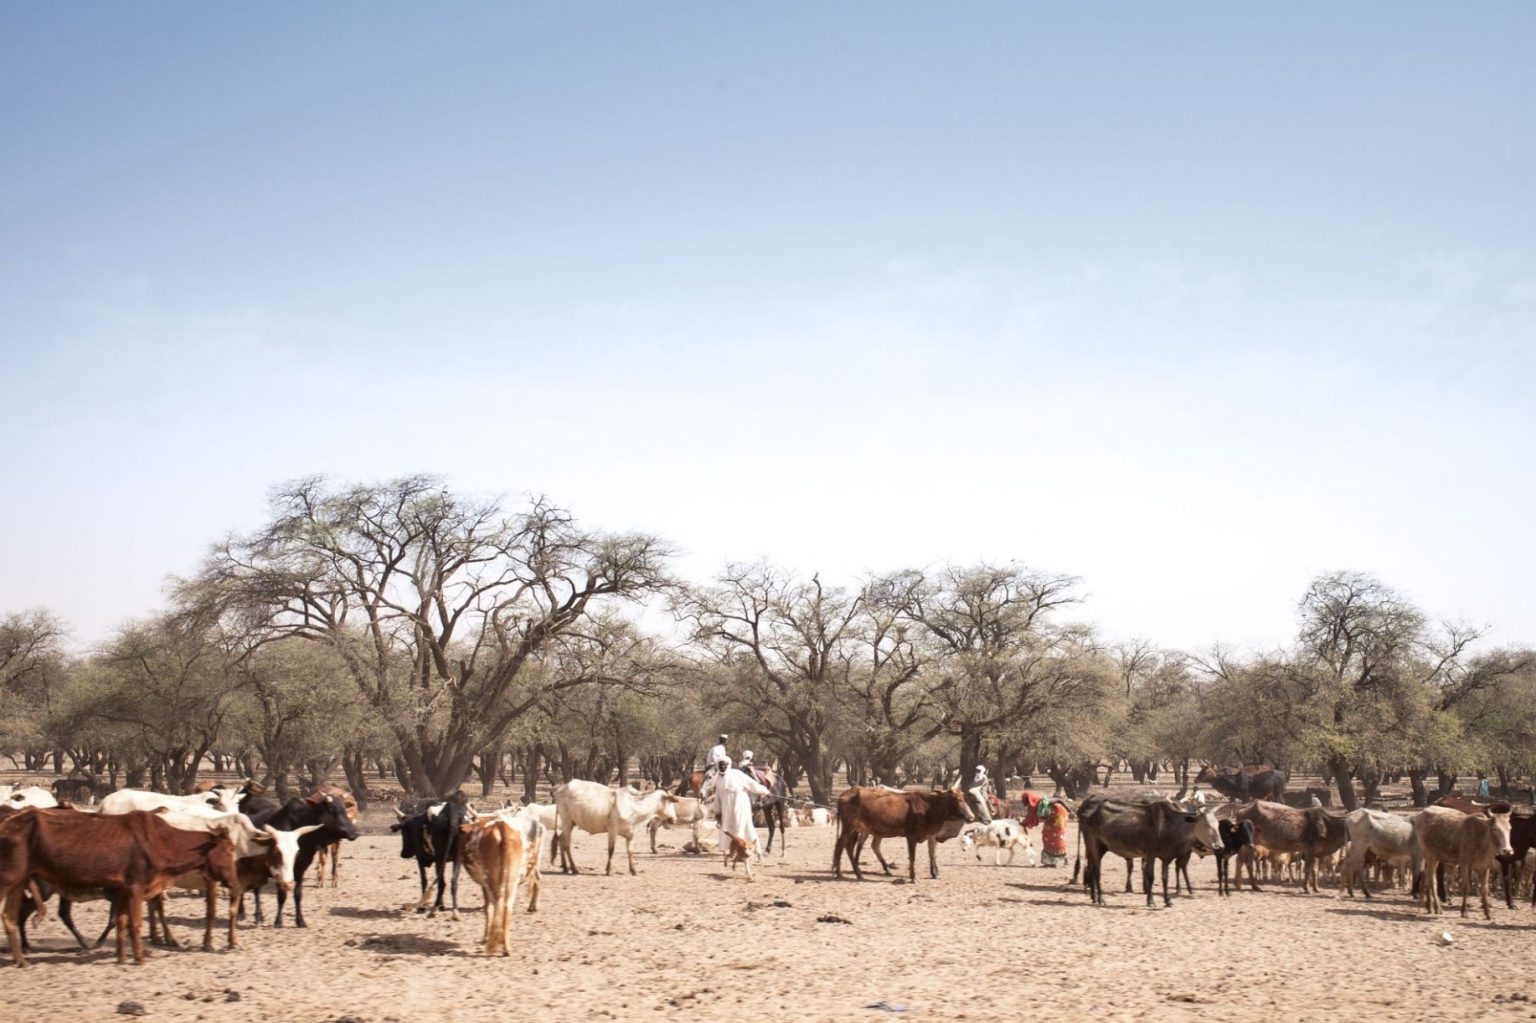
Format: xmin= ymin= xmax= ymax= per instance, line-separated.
xmin=714 ymin=767 xmax=771 ymax=844
xmin=707 ymin=743 xmax=729 ymax=766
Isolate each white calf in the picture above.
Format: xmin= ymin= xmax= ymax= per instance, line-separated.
xmin=647 ymin=796 xmax=712 ymax=854
xmin=959 ymin=819 xmax=1035 ymax=866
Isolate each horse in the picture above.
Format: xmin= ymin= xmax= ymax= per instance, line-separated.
xmin=752 ymin=763 xmax=792 ymax=857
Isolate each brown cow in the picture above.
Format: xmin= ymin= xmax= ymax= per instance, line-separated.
xmin=1434 ymin=795 xmax=1492 ymax=816
xmin=459 ymin=816 xmax=529 ymax=956
xmin=832 ymin=786 xmax=976 ymax=882
xmin=1414 ymin=804 xmax=1514 ymax=919
xmin=1232 ymin=800 xmax=1349 ymax=893
xmin=0 ymin=807 xmax=238 ymax=966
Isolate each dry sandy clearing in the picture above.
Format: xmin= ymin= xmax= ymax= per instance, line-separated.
xmin=5 ymin=800 xmax=1536 ymax=1023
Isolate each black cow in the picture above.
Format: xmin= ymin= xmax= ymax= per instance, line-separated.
xmin=243 ymin=792 xmax=359 ymax=928
xmin=50 ymin=777 xmax=98 ymax=805
xmin=391 ymin=797 xmax=470 ymax=920
xmin=1213 ymin=818 xmax=1255 ymax=896
xmin=1194 ymin=765 xmax=1288 ymax=803
xmin=1072 ymin=796 xmax=1224 ymax=906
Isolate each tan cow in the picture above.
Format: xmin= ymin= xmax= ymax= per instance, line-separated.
xmin=1414 ymin=803 xmax=1514 ymax=918
xmin=459 ymin=817 xmax=529 ymax=956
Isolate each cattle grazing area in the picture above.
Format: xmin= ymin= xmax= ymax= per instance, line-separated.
xmin=4 ymin=786 xmax=1536 ymax=1023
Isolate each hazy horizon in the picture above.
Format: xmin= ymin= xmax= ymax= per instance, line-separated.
xmin=3 ymin=5 xmax=1533 ymax=654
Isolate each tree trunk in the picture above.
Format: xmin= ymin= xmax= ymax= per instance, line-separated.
xmin=958 ymin=729 xmax=983 ymax=791
xmin=1434 ymin=767 xmax=1458 ymax=800
xmin=1327 ymin=757 xmax=1359 ymax=811
xmin=473 ymin=749 xmax=498 ymax=798
xmin=1407 ymin=767 xmax=1429 ymax=807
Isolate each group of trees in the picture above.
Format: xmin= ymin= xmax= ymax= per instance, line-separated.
xmin=4 ymin=476 xmax=1533 ymax=809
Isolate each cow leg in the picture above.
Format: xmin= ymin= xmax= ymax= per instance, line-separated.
xmin=626 ymin=832 xmax=639 ymax=876
xmin=3 ymin=886 xmax=28 ymax=967
xmin=606 ymin=829 xmax=617 ymax=876
xmin=291 ymin=874 xmax=307 ymax=929
xmin=906 ymin=835 xmax=919 ymax=883
xmin=450 ymin=857 xmax=462 ymax=920
xmin=203 ymin=886 xmax=217 ymax=952
xmin=56 ymin=897 xmax=92 ymax=949
xmin=928 ymin=837 xmax=940 ymax=879
xmin=127 ymin=892 xmax=148 ymax=964
xmin=1177 ymin=854 xmax=1194 ymax=896
xmin=1144 ymin=858 xmax=1157 ymax=907
xmin=558 ymin=826 xmax=577 ymax=875
xmin=428 ymin=858 xmax=446 ymax=918
xmin=1124 ymin=857 xmax=1135 ymax=893
xmin=1160 ymin=859 xmax=1173 ymax=907
xmin=226 ymin=886 xmax=241 ymax=949
xmin=648 ymin=818 xmax=660 ymax=854
xmin=150 ymin=895 xmax=181 ymax=949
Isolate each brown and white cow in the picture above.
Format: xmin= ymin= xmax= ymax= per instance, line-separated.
xmin=459 ymin=816 xmax=529 ymax=956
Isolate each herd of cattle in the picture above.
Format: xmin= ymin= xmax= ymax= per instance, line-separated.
xmin=1 ymin=765 xmax=1533 ymax=965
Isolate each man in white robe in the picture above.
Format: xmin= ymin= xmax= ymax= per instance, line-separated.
xmin=713 ymin=756 xmax=771 ymax=879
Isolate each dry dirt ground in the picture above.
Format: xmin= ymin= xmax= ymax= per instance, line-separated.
xmin=6 ymin=798 xmax=1536 ymax=1023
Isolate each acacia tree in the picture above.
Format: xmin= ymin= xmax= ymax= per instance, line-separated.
xmin=188 ymin=476 xmax=671 ymax=797
xmin=677 ymin=565 xmax=865 ymax=805
xmin=0 ymin=609 xmax=69 ymax=771
xmin=85 ymin=615 xmax=241 ymax=793
xmin=1290 ymin=568 xmax=1443 ymax=811
xmin=895 ymin=564 xmax=1087 ymax=788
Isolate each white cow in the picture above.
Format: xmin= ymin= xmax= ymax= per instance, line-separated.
xmin=553 ymin=780 xmax=679 ymax=875
xmin=3 ymin=785 xmax=59 ymax=809
xmin=99 ymin=787 xmax=242 ymax=816
xmin=647 ymin=795 xmax=712 ymax=854
xmin=1341 ymin=807 xmax=1418 ymax=898
xmin=503 ymin=806 xmax=548 ymax=912
xmin=959 ymin=819 xmax=1036 ymax=866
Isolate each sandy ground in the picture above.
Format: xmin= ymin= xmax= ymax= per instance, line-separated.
xmin=6 ymin=799 xmax=1536 ymax=1023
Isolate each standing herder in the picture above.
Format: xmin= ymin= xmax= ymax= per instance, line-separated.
xmin=713 ymin=756 xmax=771 ymax=880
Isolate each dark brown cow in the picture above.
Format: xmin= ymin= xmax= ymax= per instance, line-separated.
xmin=1194 ymin=765 xmax=1288 ymax=803
xmin=306 ymin=783 xmax=359 ymax=888
xmin=1232 ymin=800 xmax=1348 ymax=893
xmin=0 ymin=807 xmax=238 ymax=966
xmin=1072 ymin=797 xmax=1223 ymax=906
xmin=1500 ymin=811 xmax=1536 ymax=909
xmin=832 ymin=786 xmax=976 ymax=882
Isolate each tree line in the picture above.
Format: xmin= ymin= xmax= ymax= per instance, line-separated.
xmin=3 ymin=475 xmax=1533 ymax=811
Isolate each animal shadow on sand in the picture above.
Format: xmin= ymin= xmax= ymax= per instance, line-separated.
xmin=329 ymin=906 xmax=410 ymax=920
xmin=1322 ymin=903 xmax=1426 ymax=924
xmin=355 ymin=933 xmax=467 ymax=957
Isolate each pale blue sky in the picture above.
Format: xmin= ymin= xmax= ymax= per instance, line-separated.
xmin=3 ymin=4 xmax=1533 ymax=652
